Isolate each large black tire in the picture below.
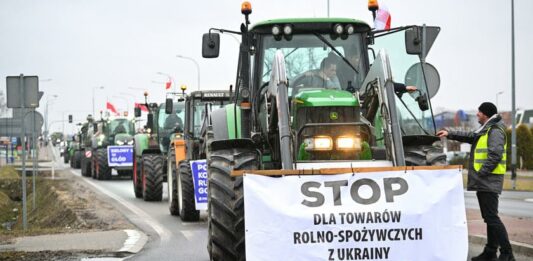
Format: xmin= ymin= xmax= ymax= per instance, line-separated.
xmin=97 ymin=149 xmax=111 ymax=180
xmin=133 ymin=156 xmax=143 ymax=198
xmin=168 ymin=148 xmax=179 ymax=216
xmin=179 ymin=160 xmax=200 ymax=222
xmin=405 ymin=145 xmax=447 ymax=166
xmin=73 ymin=151 xmax=82 ymax=169
xmin=207 ymin=147 xmax=259 ymax=261
xmin=142 ymin=154 xmax=164 ymax=201
xmin=63 ymin=152 xmax=69 ymax=164
xmin=70 ymin=153 xmax=75 ymax=168
xmin=81 ymin=152 xmax=92 ymax=177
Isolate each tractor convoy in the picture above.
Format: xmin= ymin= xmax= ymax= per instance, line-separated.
xmin=59 ymin=2 xmax=447 ymax=260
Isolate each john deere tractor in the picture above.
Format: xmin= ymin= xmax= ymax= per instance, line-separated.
xmin=201 ymin=2 xmax=444 ymax=260
xmin=132 ymin=92 xmax=186 ymax=201
xmin=167 ymin=90 xmax=232 ymax=221
xmin=90 ymin=116 xmax=135 ymax=180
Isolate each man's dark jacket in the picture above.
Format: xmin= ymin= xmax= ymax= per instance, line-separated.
xmin=447 ymin=115 xmax=506 ymax=194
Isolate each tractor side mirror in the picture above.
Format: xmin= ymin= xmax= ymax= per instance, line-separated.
xmin=165 ymin=98 xmax=173 ymax=114
xmin=202 ymin=33 xmax=220 ymax=58
xmin=134 ymin=107 xmax=141 ymax=117
xmin=405 ymin=26 xmax=440 ymax=60
xmin=147 ymin=113 xmax=154 ymax=129
xmin=405 ymin=62 xmax=440 ymax=99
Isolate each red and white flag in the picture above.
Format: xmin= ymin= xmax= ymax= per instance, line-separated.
xmin=165 ymin=81 xmax=172 ymax=90
xmin=134 ymin=103 xmax=149 ymax=112
xmin=374 ymin=4 xmax=391 ymax=30
xmin=106 ymin=102 xmax=118 ymax=115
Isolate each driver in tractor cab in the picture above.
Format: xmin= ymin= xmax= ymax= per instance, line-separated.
xmin=114 ymin=123 xmax=127 ymax=135
xmin=297 ymin=56 xmax=341 ymax=90
xmin=164 ymin=111 xmax=183 ymax=132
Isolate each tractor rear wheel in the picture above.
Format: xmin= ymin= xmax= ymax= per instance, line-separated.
xmin=142 ymin=154 xmax=164 ymax=201
xmin=63 ymin=152 xmax=69 ymax=164
xmin=133 ymin=156 xmax=143 ymax=198
xmin=179 ymin=160 xmax=199 ymax=222
xmin=97 ymin=149 xmax=111 ymax=180
xmin=207 ymin=147 xmax=259 ymax=261
xmin=168 ymin=148 xmax=179 ymax=216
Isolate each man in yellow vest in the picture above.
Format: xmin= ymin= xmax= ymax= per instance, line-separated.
xmin=437 ymin=102 xmax=513 ymax=261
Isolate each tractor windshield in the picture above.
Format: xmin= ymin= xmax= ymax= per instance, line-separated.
xmin=158 ymin=103 xmax=185 ymax=132
xmin=370 ymin=28 xmax=436 ymax=136
xmin=107 ymin=119 xmax=135 ymax=136
xmin=192 ymin=99 xmax=228 ymax=137
xmin=260 ymin=33 xmax=365 ymax=97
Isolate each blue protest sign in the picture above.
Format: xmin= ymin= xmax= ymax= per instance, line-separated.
xmin=190 ymin=159 xmax=208 ymax=210
xmin=107 ymin=146 xmax=133 ymax=167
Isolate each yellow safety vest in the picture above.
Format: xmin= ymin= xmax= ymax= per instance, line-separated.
xmin=473 ymin=126 xmax=507 ymax=174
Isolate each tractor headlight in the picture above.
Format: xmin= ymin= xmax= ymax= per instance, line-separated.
xmin=336 ymin=136 xmax=361 ymax=150
xmin=272 ymin=25 xmax=281 ymax=36
xmin=127 ymin=140 xmax=134 ymax=145
xmin=146 ymin=128 xmax=151 ymax=134
xmin=333 ymin=24 xmax=344 ymax=34
xmin=283 ymin=24 xmax=293 ymax=35
xmin=116 ymin=140 xmax=125 ymax=145
xmin=304 ymin=136 xmax=333 ymax=151
xmin=345 ymin=24 xmax=355 ymax=34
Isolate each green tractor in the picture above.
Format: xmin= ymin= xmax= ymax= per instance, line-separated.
xmin=132 ymin=92 xmax=186 ymax=201
xmin=68 ymin=132 xmax=82 ymax=169
xmin=201 ymin=3 xmax=444 ymax=260
xmin=90 ymin=116 xmax=135 ymax=180
xmin=167 ymin=90 xmax=232 ymax=221
xmin=80 ymin=115 xmax=96 ymax=177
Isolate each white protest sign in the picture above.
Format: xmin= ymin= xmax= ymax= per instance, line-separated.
xmin=244 ymin=168 xmax=467 ymax=261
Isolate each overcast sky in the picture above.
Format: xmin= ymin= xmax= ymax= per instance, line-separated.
xmin=1 ymin=0 xmax=532 ymax=133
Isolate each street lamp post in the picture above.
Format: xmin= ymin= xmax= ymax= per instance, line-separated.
xmin=176 ymin=55 xmax=200 ymax=91
xmin=495 ymin=91 xmax=504 ymax=108
xmin=92 ymin=86 xmax=104 ymax=117
xmin=44 ymin=95 xmax=59 ymax=141
xmin=510 ymin=0 xmax=517 ymax=189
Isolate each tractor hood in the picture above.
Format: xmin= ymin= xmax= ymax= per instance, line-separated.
xmin=114 ymin=133 xmax=134 ymax=146
xmin=293 ymin=89 xmax=359 ymax=107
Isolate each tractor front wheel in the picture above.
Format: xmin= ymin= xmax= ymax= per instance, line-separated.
xmin=133 ymin=156 xmax=143 ymax=198
xmin=207 ymin=147 xmax=259 ymax=261
xmin=168 ymin=148 xmax=179 ymax=216
xmin=179 ymin=160 xmax=199 ymax=222
xmin=142 ymin=154 xmax=164 ymax=201
xmin=97 ymin=149 xmax=111 ymax=180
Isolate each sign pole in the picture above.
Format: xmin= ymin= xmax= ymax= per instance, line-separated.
xmin=19 ymin=74 xmax=28 ymax=231
xmin=32 ymin=109 xmax=37 ymax=210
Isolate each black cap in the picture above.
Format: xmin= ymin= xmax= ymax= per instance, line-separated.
xmin=478 ymin=102 xmax=498 ymax=118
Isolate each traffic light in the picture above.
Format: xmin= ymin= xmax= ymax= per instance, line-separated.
xmin=68 ymin=114 xmax=73 ymax=123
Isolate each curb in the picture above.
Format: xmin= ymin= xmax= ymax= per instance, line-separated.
xmin=118 ymin=229 xmax=148 ymax=254
xmin=469 ymin=234 xmax=533 ymax=257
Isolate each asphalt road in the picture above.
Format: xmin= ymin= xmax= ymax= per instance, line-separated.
xmin=52 ymin=148 xmax=533 ymax=260
xmin=464 ymin=190 xmax=533 ymax=218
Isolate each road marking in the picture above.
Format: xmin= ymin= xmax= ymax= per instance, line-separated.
xmin=525 ymin=198 xmax=533 ymax=203
xmin=69 ymin=169 xmax=172 ymax=242
xmin=180 ymin=230 xmax=196 ymax=241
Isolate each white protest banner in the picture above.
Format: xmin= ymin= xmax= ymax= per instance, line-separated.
xmin=244 ymin=168 xmax=467 ymax=261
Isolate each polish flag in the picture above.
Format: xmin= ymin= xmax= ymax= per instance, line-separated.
xmin=374 ymin=4 xmax=391 ymax=30
xmin=106 ymin=102 xmax=118 ymax=114
xmin=165 ymin=81 xmax=172 ymax=90
xmin=135 ymin=103 xmax=149 ymax=112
